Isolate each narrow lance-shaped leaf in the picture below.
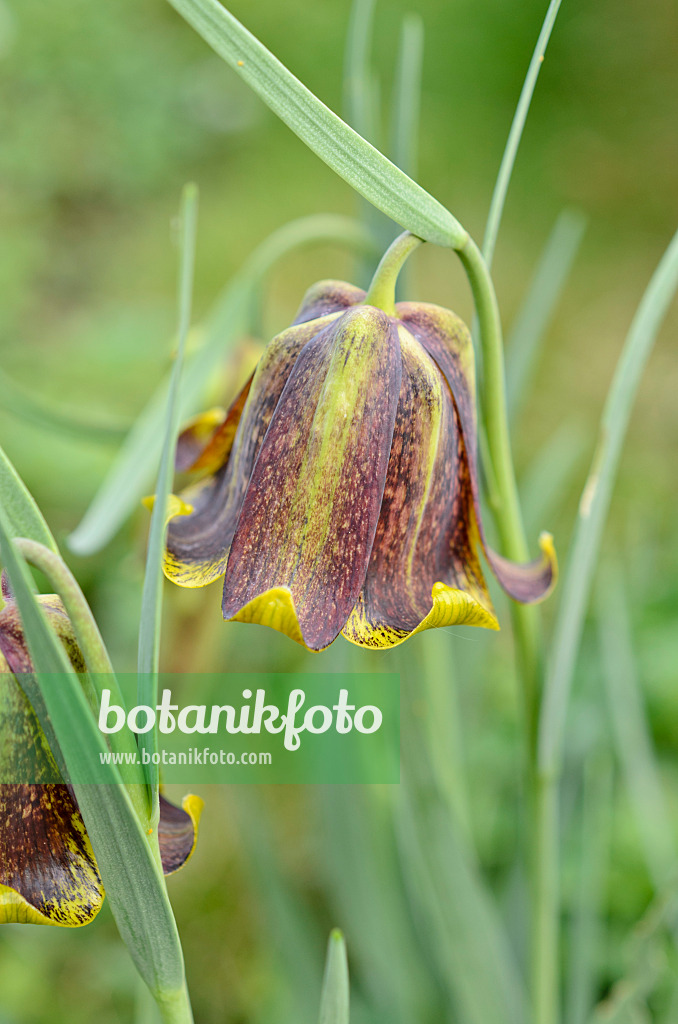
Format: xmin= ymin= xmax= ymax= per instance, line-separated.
xmin=166 ymin=0 xmax=466 ymax=249
xmin=343 ymin=0 xmax=377 ymax=143
xmin=138 ymin=183 xmax=198 ymax=807
xmin=539 ymin=226 xmax=678 ymax=774
xmin=319 ymin=930 xmax=350 ymax=1024
xmin=0 ymin=443 xmax=58 ymax=555
xmin=482 ymin=0 xmax=563 ymax=269
xmin=390 ymin=14 xmax=424 ymax=182
xmin=598 ymin=563 xmax=676 ymax=890
xmin=0 ymin=511 xmax=189 ymax=1004
xmin=0 ymin=365 xmax=129 ymax=443
xmin=507 ymin=209 xmax=587 ymax=422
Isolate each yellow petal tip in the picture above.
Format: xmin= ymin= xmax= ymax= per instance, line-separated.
xmin=0 ymin=879 xmax=103 ymax=928
xmin=538 ymin=531 xmax=558 ymax=598
xmin=228 ymin=587 xmax=312 ymax=649
xmin=422 ymin=581 xmax=499 ymax=632
xmin=142 ymin=494 xmax=194 ymax=521
xmin=179 ymin=793 xmax=204 ymax=869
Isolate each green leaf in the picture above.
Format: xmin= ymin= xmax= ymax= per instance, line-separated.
xmin=396 ymin=646 xmax=527 ymax=1024
xmin=319 ymin=930 xmax=350 ymax=1024
xmin=68 ymin=215 xmax=374 ymax=556
xmin=0 ymin=443 xmax=58 ymax=554
xmin=597 ymin=563 xmax=676 ymax=889
xmin=565 ymin=753 xmax=613 ymax=1024
xmin=390 ymin=13 xmax=424 ymax=181
xmin=0 ymin=364 xmax=129 ymax=443
xmin=343 ymin=0 xmax=377 ymax=144
xmin=0 ymin=510 xmax=189 ymax=1007
xmin=482 ymin=0 xmax=563 ymax=269
xmin=506 ymin=209 xmax=587 ymax=422
xmin=396 ymin=781 xmax=528 ymax=1024
xmin=539 ymin=226 xmax=678 ymax=774
xmin=317 ymin=784 xmax=431 ymax=1023
xmin=165 ymin=0 xmax=466 ymax=249
xmin=519 ymin=418 xmax=588 ymax=538
xmin=137 ymin=184 xmax=198 ymax=806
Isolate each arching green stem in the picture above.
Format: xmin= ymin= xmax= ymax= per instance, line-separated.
xmin=14 ymin=538 xmax=114 ymax=674
xmin=365 ymin=230 xmax=423 ymax=314
xmin=457 ymin=235 xmax=549 ymax=1024
xmin=13 ymin=537 xmax=150 ymax=822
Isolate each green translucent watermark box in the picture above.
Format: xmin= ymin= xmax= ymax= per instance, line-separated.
xmin=2 ymin=672 xmax=400 ymax=785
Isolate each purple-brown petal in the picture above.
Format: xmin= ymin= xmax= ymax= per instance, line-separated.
xmin=292 ymin=279 xmax=366 ymax=325
xmin=164 ymin=317 xmax=337 ymax=587
xmin=397 ymin=302 xmax=556 ymax=604
xmin=222 ymin=306 xmax=402 ymax=650
xmin=0 ymin=596 xmax=86 ymax=675
xmin=157 ymin=792 xmax=203 ymax=875
xmin=342 ymin=326 xmax=497 ymax=648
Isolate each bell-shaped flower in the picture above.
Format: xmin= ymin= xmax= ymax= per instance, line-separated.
xmin=0 ymin=588 xmax=202 ymax=926
xmin=162 ymin=279 xmax=556 ymax=652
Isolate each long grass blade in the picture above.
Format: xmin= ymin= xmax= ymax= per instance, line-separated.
xmin=0 ymin=510 xmax=188 ymax=1006
xmin=0 ymin=443 xmax=58 ymax=553
xmin=137 ymin=184 xmax=198 ymax=805
xmin=165 ymin=0 xmax=466 ymax=249
xmin=234 ymin=789 xmax=324 ymax=1023
xmin=597 ymin=563 xmax=676 ymax=889
xmin=318 ymin=784 xmax=431 ymax=1023
xmin=507 ymin=209 xmax=587 ymax=422
xmin=397 ymin=781 xmax=528 ymax=1024
xmin=0 ymin=365 xmax=129 ymax=443
xmin=519 ymin=418 xmax=587 ymax=538
xmin=565 ymin=753 xmax=613 ymax=1024
xmin=397 ymin=661 xmax=527 ymax=1024
xmin=538 ymin=226 xmax=678 ymax=774
xmin=390 ymin=14 xmax=424 ymax=181
xmin=67 ymin=215 xmax=374 ymax=556
xmin=482 ymin=0 xmax=563 ymax=269
xmin=318 ymin=930 xmax=350 ymax=1024
xmin=343 ymin=0 xmax=377 ymax=143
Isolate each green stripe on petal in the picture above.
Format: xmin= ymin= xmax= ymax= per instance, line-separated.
xmin=222 ymin=306 xmax=402 ymax=651
xmin=165 ymin=315 xmax=341 ymax=589
xmin=398 ymin=302 xmax=557 ymax=604
xmin=342 ymin=326 xmax=497 ymax=649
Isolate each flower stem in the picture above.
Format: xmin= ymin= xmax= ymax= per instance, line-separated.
xmin=13 ymin=537 xmax=150 ymax=825
xmin=364 ymin=230 xmax=423 ymax=315
xmin=456 ymin=235 xmax=555 ymax=1024
xmin=14 ymin=538 xmax=114 ymax=674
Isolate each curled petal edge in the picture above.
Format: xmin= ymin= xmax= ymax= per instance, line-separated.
xmin=342 ymin=582 xmax=499 ymax=649
xmin=483 ymin=531 xmax=558 ymax=607
xmin=159 ymin=793 xmax=204 ymax=876
xmin=144 ymin=494 xmax=222 ymax=588
xmin=225 ymin=583 xmax=500 ymax=652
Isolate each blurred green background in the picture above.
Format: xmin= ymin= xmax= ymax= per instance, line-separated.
xmin=0 ymin=0 xmax=677 ymax=1021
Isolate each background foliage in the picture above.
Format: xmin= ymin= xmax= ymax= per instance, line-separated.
xmin=0 ymin=0 xmax=676 ymax=1021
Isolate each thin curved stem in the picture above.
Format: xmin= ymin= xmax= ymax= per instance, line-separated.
xmin=364 ymin=230 xmax=423 ymax=314
xmin=13 ymin=537 xmax=150 ymax=820
xmin=456 ymin=235 xmax=550 ymax=1023
xmin=14 ymin=538 xmax=114 ymax=674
